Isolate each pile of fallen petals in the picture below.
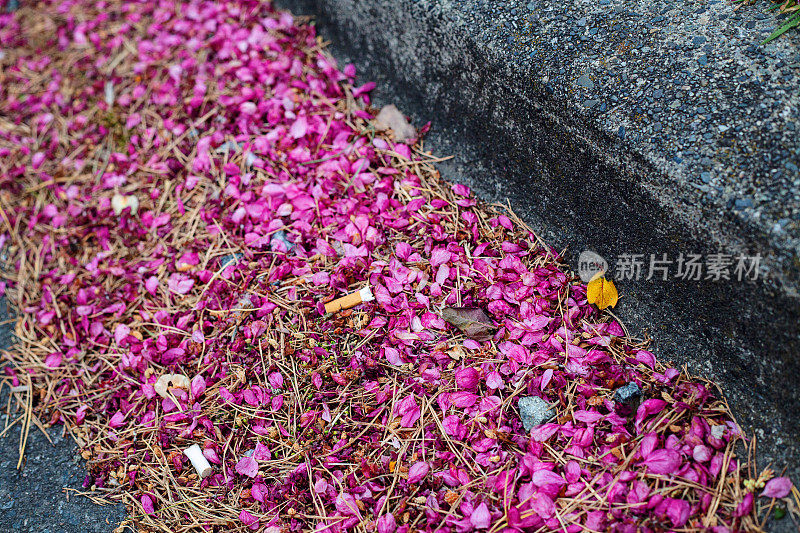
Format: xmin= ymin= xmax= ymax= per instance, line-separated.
xmin=0 ymin=1 xmax=795 ymax=532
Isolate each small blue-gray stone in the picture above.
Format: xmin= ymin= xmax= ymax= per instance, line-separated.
xmin=518 ymin=396 xmax=555 ymax=431
xmin=219 ymin=253 xmax=243 ymax=270
xmin=575 ymin=73 xmax=595 ymax=89
xmin=613 ymin=382 xmax=641 ymax=404
xmin=270 ymin=230 xmax=295 ymax=251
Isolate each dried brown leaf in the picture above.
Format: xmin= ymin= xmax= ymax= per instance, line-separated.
xmin=441 ymin=307 xmax=495 ymax=341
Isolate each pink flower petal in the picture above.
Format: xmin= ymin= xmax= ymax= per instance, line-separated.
xmin=455 ymin=367 xmax=479 ymax=390
xmin=407 ymin=461 xmax=430 ymax=484
xmin=141 ymin=494 xmax=154 ymax=514
xmin=44 ymin=352 xmax=63 ymax=369
xmin=470 ymin=502 xmax=491 ymax=529
xmin=190 ymin=374 xmax=206 ymax=398
xmin=760 ymin=477 xmax=793 ymax=499
xmin=239 ymin=509 xmax=258 ymax=527
xmin=377 ymin=513 xmax=397 ymax=533
xmin=430 ymin=248 xmax=451 ymax=267
xmin=167 ymin=273 xmax=194 ymax=295
xmin=642 ymin=449 xmax=682 ymax=475
xmin=531 ymin=469 xmax=566 ymax=487
xmin=235 ymin=455 xmax=259 ymax=478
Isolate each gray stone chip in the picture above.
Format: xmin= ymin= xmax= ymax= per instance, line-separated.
xmin=518 ymin=396 xmax=556 ymax=432
xmin=613 ymin=382 xmax=642 ymax=404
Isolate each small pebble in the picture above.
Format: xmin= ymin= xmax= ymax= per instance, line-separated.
xmin=613 ymin=382 xmax=642 ymax=404
xmin=518 ymin=396 xmax=555 ymax=431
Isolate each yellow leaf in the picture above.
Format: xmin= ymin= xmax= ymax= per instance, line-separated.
xmin=586 ymin=273 xmax=618 ymax=309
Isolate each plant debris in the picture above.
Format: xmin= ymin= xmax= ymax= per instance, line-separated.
xmin=441 ymin=307 xmax=496 ymax=341
xmin=374 ymin=104 xmax=417 ymax=143
xmin=586 ymin=272 xmax=618 ymax=310
xmin=0 ymin=1 xmax=793 ymax=532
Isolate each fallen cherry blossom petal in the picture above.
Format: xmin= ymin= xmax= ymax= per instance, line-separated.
xmin=760 ymin=477 xmax=793 ymax=498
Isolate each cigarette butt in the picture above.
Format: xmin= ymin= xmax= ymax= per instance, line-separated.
xmin=183 ymin=444 xmax=213 ymax=479
xmin=324 ymin=287 xmax=374 ymax=314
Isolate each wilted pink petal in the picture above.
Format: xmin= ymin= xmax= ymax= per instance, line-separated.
xmin=190 ymin=375 xmax=206 ymax=398
xmin=251 ymin=483 xmax=267 ymax=502
xmin=485 ymin=371 xmax=504 ymax=390
xmin=532 ymin=469 xmax=566 ymax=487
xmin=32 ymin=151 xmax=45 ymax=169
xmin=452 ymin=183 xmax=471 ymax=197
xmin=167 ymin=273 xmax=194 ymax=294
xmin=540 ymin=368 xmax=554 ymax=390
xmin=377 ymin=513 xmax=397 ymax=533
xmin=692 ymin=444 xmax=712 ymax=463
xmin=455 ymin=367 xmax=479 ymax=390
xmin=530 ymin=492 xmax=556 ymax=518
xmin=253 ymin=442 xmax=271 ymax=461
xmin=573 ymin=410 xmax=603 ymax=424
xmin=145 ymin=276 xmax=159 ymax=295
xmin=530 ymin=423 xmax=560 ymax=442
xmin=268 ymin=372 xmax=284 ymax=389
xmin=397 ymin=395 xmax=421 ymax=427
xmin=141 ymin=494 xmax=154 ymax=514
xmin=642 ymin=449 xmax=682 ymax=475
xmin=635 ymin=349 xmax=656 ymax=369
xmin=335 ymin=492 xmax=362 ymax=518
xmin=45 ymin=352 xmax=63 ymax=369
xmin=408 ymin=462 xmax=430 ymax=483
xmin=450 ymin=391 xmax=478 ymax=408
xmin=384 ymin=347 xmax=403 ymax=365
xmin=470 ymin=502 xmax=491 ymax=529
xmin=109 ymin=411 xmax=125 ymax=428
xmin=760 ymin=477 xmax=793 ymax=499
xmin=239 ymin=509 xmax=258 ymax=526
xmin=114 ymin=323 xmax=130 ymax=345
xmin=734 ymin=493 xmax=753 ymax=517
xmin=76 ymin=405 xmax=88 ymax=425
xmin=665 ymin=498 xmax=690 ymax=527
xmin=290 ymin=115 xmax=308 ymax=138
xmin=640 ymin=433 xmax=659 ymax=459
xmin=430 ymin=248 xmax=451 ymax=267
xmin=313 ymin=479 xmax=328 ymax=494
xmin=635 ymin=399 xmax=667 ymax=430
xmin=235 ymin=456 xmax=258 ymax=478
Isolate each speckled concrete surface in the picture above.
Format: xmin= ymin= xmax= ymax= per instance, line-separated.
xmin=277 ymin=1 xmax=799 ymax=530
xmin=488 ymin=0 xmax=800 ymax=248
xmin=0 ymin=420 xmax=126 ymax=533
